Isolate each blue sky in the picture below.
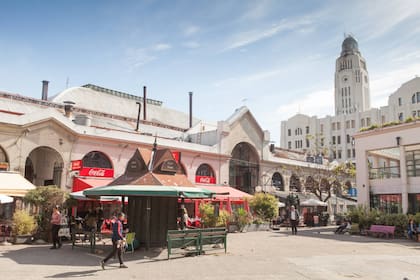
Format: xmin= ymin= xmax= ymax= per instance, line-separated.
xmin=1 ymin=0 xmax=420 ymax=144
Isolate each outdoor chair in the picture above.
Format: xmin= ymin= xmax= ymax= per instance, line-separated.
xmin=124 ymin=232 xmax=136 ymax=253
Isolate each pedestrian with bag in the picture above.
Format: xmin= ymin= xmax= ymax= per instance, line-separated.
xmin=100 ymin=212 xmax=128 ymax=269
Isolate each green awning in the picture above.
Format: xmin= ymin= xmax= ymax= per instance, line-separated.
xmin=83 ymin=184 xmax=214 ymax=199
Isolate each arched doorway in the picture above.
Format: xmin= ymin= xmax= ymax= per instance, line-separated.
xmin=25 ymin=147 xmax=64 ymax=187
xmin=289 ymin=174 xmax=302 ymax=192
xmin=229 ymin=142 xmax=259 ymax=194
xmin=272 ymin=172 xmax=284 ymax=191
xmin=0 ymin=146 xmax=9 ymax=170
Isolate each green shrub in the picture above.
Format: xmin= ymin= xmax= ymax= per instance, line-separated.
xmin=13 ymin=210 xmax=37 ymax=236
xmin=216 ymin=210 xmax=231 ymax=227
xmin=348 ymin=206 xmax=408 ymax=236
xmin=249 ymin=193 xmax=279 ymax=222
xmin=199 ymin=203 xmax=217 ymax=228
xmin=235 ymin=208 xmax=252 ymax=230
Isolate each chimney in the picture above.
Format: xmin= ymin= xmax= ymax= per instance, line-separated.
xmin=63 ymin=101 xmax=75 ymax=118
xmin=189 ymin=92 xmax=193 ymax=128
xmin=143 ymin=86 xmax=147 ymax=121
xmin=41 ymin=80 xmax=49 ymax=101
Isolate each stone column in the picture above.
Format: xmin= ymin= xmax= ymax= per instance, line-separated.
xmin=399 ymin=145 xmax=408 ymax=214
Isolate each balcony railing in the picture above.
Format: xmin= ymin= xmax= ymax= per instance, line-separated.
xmin=369 ymin=166 xmax=400 ymax=179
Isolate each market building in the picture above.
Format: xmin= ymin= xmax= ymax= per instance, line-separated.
xmin=0 ymin=82 xmax=354 ymax=221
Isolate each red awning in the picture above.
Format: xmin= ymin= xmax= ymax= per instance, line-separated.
xmin=199 ymin=185 xmax=253 ymax=200
xmin=72 ymin=177 xmax=114 ymax=192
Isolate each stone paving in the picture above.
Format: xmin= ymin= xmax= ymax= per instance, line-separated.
xmin=1 ymin=227 xmax=420 ymax=279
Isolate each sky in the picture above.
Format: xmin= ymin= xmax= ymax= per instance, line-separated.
xmin=1 ymin=0 xmax=420 ymax=144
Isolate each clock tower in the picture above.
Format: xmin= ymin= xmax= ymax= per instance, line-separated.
xmin=334 ymin=35 xmax=370 ymax=115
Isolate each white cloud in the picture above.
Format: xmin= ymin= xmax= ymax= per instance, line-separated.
xmin=223 ymin=17 xmax=313 ymax=51
xmin=370 ymin=63 xmax=420 ymax=107
xmin=213 ymin=68 xmax=283 ymax=88
xmin=125 ymin=48 xmax=156 ymax=70
xmin=184 ymin=25 xmax=200 ymax=36
xmin=153 ymin=43 xmax=172 ymax=51
xmin=183 ymin=41 xmax=200 ymax=49
xmin=240 ymin=1 xmax=272 ymax=21
xmin=275 ymin=88 xmax=334 ymax=120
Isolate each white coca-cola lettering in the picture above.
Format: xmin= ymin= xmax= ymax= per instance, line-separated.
xmin=199 ymin=177 xmax=211 ymax=183
xmin=88 ymin=169 xmax=106 ymax=177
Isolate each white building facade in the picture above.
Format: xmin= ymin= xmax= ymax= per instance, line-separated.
xmin=355 ymin=120 xmax=420 ymax=214
xmin=280 ymin=35 xmax=420 ymax=163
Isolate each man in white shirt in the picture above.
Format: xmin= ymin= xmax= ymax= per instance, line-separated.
xmin=289 ymin=205 xmax=299 ymax=235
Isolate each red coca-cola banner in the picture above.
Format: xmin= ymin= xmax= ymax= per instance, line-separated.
xmin=172 ymin=151 xmax=181 ymax=163
xmin=195 ymin=176 xmax=216 ymax=184
xmin=71 ymin=160 xmax=82 ymax=171
xmin=79 ymin=167 xmax=114 ymax=177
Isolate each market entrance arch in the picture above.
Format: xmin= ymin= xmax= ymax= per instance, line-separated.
xmin=25 ymin=146 xmax=64 ymax=187
xmin=229 ymin=142 xmax=259 ymax=194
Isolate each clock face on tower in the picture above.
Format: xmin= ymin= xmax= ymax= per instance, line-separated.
xmin=342 ymin=76 xmax=349 ymax=83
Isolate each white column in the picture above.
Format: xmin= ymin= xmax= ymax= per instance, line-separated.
xmin=399 ymin=145 xmax=408 ymax=214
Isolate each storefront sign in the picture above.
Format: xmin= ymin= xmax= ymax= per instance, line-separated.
xmin=79 ymin=167 xmax=114 ymax=177
xmin=71 ymin=160 xmax=83 ymax=171
xmin=195 ymin=176 xmax=216 ymax=184
xmin=161 ymin=160 xmax=178 ymax=173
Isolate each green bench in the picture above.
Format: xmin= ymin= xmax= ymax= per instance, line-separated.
xmin=199 ymin=228 xmax=227 ymax=255
xmin=167 ymin=227 xmax=227 ymax=259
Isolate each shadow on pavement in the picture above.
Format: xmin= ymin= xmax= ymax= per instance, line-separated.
xmin=45 ymin=269 xmax=101 ymax=278
xmin=1 ymin=242 xmax=164 ymax=267
xmin=271 ymin=227 xmax=420 ymax=248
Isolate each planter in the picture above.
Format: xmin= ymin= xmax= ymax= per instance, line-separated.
xmin=241 ymin=223 xmax=270 ymax=232
xmin=228 ymin=222 xmax=239 ymax=233
xmin=14 ymin=235 xmax=32 ymax=244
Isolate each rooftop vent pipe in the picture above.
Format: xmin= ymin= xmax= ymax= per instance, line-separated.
xmin=41 ymin=80 xmax=49 ymax=101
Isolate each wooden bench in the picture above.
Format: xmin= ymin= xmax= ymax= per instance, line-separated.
xmin=365 ymin=225 xmax=395 ymax=239
xmin=167 ymin=227 xmax=227 ymax=259
xmin=199 ymin=228 xmax=227 ymax=255
xmin=167 ymin=229 xmax=201 ymax=259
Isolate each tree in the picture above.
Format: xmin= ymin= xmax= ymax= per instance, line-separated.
xmin=24 ymin=185 xmax=68 ymax=241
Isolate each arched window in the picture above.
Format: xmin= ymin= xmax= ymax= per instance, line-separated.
xmin=0 ymin=146 xmax=8 ymax=171
xmin=272 ymin=172 xmax=284 ymax=191
xmin=196 ymin=163 xmax=215 ymax=184
xmin=82 ymin=151 xmax=112 ymax=169
xmin=289 ymin=174 xmax=302 ymax=192
xmin=196 ymin=164 xmax=215 ymax=177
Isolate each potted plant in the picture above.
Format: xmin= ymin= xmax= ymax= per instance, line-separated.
xmin=12 ymin=210 xmax=37 ymax=244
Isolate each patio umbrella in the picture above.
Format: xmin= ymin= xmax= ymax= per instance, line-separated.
xmin=300 ymin=198 xmax=327 ymax=207
xmin=0 ymin=194 xmax=13 ymax=204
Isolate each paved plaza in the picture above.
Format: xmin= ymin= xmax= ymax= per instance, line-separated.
xmin=1 ymin=227 xmax=420 ymax=280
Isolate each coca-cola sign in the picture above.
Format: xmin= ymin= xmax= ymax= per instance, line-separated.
xmin=79 ymin=167 xmax=114 ymax=177
xmin=71 ymin=160 xmax=82 ymax=171
xmin=195 ymin=176 xmax=216 ymax=184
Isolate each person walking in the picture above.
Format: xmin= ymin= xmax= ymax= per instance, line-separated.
xmin=50 ymin=205 xmax=62 ymax=249
xmin=100 ymin=213 xmax=127 ymax=269
xmin=289 ymin=205 xmax=300 ymax=235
